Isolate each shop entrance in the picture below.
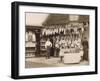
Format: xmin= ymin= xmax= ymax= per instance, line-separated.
xmin=34 ymin=29 xmax=41 ymax=56
xmin=50 ymin=37 xmax=54 ymax=56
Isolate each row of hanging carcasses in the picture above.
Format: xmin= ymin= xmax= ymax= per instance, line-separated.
xmin=41 ymin=23 xmax=85 ymax=36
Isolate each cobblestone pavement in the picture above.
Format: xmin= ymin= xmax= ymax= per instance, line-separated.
xmin=25 ymin=57 xmax=89 ymax=68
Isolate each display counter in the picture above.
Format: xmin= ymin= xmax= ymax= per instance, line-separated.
xmin=63 ymin=50 xmax=83 ymax=64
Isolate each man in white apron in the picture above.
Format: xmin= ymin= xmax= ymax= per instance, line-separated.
xmin=45 ymin=39 xmax=52 ymax=59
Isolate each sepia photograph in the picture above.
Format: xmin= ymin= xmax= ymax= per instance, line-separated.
xmin=25 ymin=13 xmax=89 ymax=68
xmin=11 ymin=2 xmax=97 ymax=79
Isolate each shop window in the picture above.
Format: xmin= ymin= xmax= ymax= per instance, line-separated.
xmin=28 ymin=31 xmax=33 ymax=42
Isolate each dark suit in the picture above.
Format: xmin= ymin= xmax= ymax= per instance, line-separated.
xmin=82 ymin=40 xmax=89 ymax=61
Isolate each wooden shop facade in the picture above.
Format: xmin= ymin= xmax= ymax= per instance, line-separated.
xmin=25 ymin=14 xmax=89 ymax=58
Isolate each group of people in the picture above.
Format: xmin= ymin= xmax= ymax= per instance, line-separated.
xmin=44 ymin=34 xmax=85 ymax=62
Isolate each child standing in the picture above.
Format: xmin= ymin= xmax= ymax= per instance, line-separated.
xmin=59 ymin=37 xmax=65 ymax=63
xmin=59 ymin=46 xmax=65 ymax=62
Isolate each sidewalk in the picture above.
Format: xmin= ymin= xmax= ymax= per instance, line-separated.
xmin=25 ymin=57 xmax=89 ymax=68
